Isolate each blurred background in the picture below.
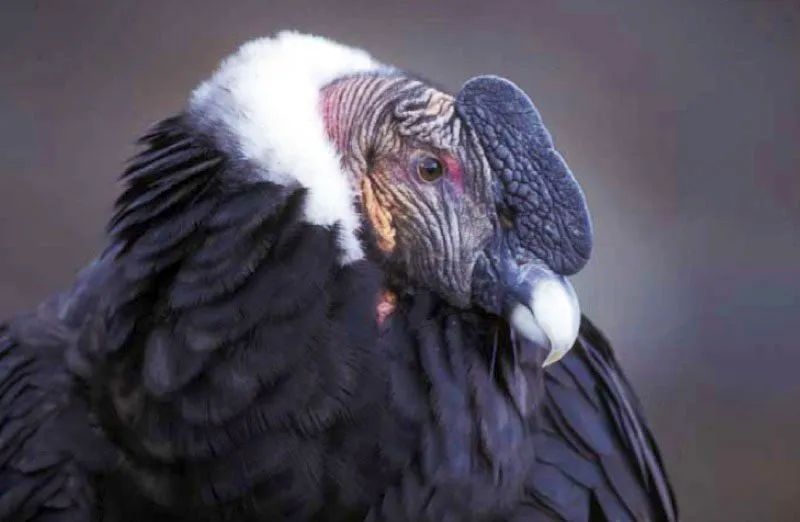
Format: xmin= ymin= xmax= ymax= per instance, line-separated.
xmin=1 ymin=0 xmax=798 ymax=519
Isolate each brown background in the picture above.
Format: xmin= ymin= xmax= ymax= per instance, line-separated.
xmin=1 ymin=1 xmax=798 ymax=520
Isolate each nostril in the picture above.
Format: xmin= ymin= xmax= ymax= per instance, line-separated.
xmin=497 ymin=205 xmax=516 ymax=229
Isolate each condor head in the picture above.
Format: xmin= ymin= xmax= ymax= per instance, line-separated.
xmin=326 ymin=73 xmax=592 ymax=367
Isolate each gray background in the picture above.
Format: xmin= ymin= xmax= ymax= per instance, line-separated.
xmin=1 ymin=1 xmax=798 ymax=520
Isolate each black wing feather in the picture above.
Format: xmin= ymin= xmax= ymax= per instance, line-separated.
xmin=2 ymin=114 xmax=392 ymax=521
xmin=524 ymin=316 xmax=678 ymax=521
xmin=0 ymin=271 xmax=119 ymax=522
xmin=75 ymin=115 xmax=391 ymax=520
xmin=366 ymin=294 xmax=676 ymax=522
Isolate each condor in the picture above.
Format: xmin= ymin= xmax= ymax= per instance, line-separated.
xmin=0 ymin=31 xmax=677 ymax=522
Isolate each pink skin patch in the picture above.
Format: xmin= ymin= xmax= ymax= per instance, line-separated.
xmin=376 ymin=290 xmax=397 ymax=328
xmin=443 ymin=154 xmax=463 ymax=191
xmin=320 ymin=82 xmax=354 ymax=153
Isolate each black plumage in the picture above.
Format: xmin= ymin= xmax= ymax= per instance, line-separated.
xmin=3 ymin=116 xmax=396 ymax=521
xmin=0 ymin=40 xmax=677 ymax=522
xmin=365 ymin=294 xmax=677 ymax=522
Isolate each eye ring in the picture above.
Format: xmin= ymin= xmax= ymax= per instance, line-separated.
xmin=416 ymin=156 xmax=446 ymax=183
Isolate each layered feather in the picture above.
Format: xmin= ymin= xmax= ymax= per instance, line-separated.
xmin=0 ymin=289 xmax=118 ymax=521
xmin=67 ymin=115 xmax=392 ymax=521
xmin=367 ymin=293 xmax=677 ymax=522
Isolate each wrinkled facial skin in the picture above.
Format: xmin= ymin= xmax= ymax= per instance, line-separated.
xmin=357 ymin=75 xmax=593 ymax=366
xmin=360 ymin=87 xmax=496 ymax=307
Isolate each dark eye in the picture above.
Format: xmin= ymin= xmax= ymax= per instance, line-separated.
xmin=416 ymin=156 xmax=446 ymax=182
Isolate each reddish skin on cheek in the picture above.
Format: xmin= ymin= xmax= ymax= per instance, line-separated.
xmin=443 ymin=155 xmax=464 ymax=191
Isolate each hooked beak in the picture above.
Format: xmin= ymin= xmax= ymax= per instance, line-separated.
xmin=471 ymin=250 xmax=582 ymax=367
xmin=505 ymin=266 xmax=581 ymax=366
